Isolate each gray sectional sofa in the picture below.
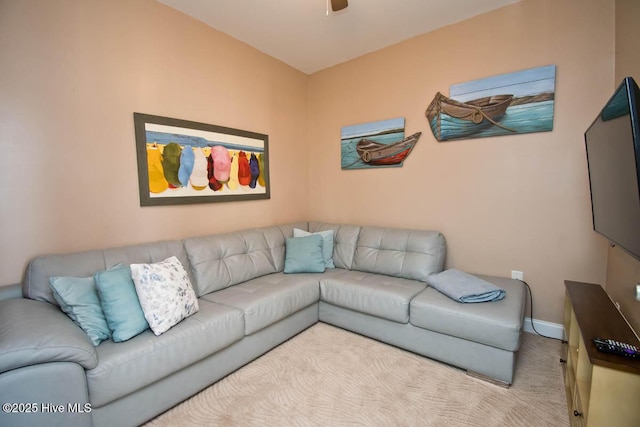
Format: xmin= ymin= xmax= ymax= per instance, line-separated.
xmin=0 ymin=221 xmax=526 ymax=427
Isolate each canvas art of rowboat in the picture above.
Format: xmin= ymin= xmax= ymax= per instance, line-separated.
xmin=426 ymin=92 xmax=515 ymax=141
xmin=355 ymin=131 xmax=422 ymax=165
xmin=426 ymin=65 xmax=557 ymax=142
xmin=341 ymin=117 xmax=421 ymax=170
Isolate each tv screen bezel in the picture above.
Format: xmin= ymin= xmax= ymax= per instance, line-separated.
xmin=584 ymin=76 xmax=640 ymax=261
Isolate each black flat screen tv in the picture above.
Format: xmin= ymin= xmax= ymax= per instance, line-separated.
xmin=584 ymin=76 xmax=640 ymax=261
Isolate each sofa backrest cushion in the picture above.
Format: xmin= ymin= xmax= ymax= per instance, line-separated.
xmin=23 ymin=240 xmax=191 ymax=306
xmin=308 ymin=221 xmax=361 ymax=270
xmin=184 ymin=222 xmax=306 ymax=296
xmin=352 ymin=226 xmax=446 ymax=282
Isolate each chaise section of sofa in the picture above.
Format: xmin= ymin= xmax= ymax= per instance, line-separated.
xmin=410 ymin=275 xmax=526 ymax=353
xmin=313 ymin=222 xmax=525 ymax=385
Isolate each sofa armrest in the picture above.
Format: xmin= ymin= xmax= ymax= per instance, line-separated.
xmin=0 ymin=283 xmax=22 ymax=301
xmin=0 ymin=299 xmax=98 ymax=373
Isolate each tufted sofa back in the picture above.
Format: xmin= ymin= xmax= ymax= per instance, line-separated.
xmin=22 ymin=221 xmax=445 ymax=305
xmin=308 ymin=221 xmax=361 ymax=270
xmin=23 ymin=240 xmax=190 ymax=306
xmin=184 ymin=222 xmax=306 ymax=296
xmin=351 ymin=226 xmax=446 ymax=282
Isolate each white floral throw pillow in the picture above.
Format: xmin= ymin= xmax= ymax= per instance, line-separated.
xmin=130 ymin=256 xmax=199 ymax=336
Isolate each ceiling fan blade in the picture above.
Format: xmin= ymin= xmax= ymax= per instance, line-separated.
xmin=331 ymin=0 xmax=348 ymax=12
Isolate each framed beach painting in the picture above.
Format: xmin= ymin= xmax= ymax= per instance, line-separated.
xmin=133 ymin=113 xmax=270 ymax=206
xmin=341 ymin=117 xmax=421 ymax=170
xmin=426 ymin=64 xmax=556 ymax=141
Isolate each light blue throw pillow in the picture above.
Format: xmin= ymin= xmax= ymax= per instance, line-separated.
xmin=94 ymin=264 xmax=149 ymax=342
xmin=293 ymin=228 xmax=335 ymax=269
xmin=284 ymin=234 xmax=326 ymax=274
xmin=49 ymin=276 xmax=111 ymax=346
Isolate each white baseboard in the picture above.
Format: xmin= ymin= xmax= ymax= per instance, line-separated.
xmin=523 ymin=317 xmax=565 ymax=340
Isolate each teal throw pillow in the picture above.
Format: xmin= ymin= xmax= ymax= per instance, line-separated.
xmin=94 ymin=264 xmax=149 ymax=342
xmin=284 ymin=234 xmax=326 ymax=274
xmin=49 ymin=276 xmax=111 ymax=346
xmin=293 ymin=228 xmax=335 ymax=269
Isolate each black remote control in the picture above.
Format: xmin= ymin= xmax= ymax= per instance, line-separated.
xmin=592 ymin=338 xmax=640 ymax=359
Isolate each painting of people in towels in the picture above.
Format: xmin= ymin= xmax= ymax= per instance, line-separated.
xmin=134 ymin=113 xmax=269 ymax=206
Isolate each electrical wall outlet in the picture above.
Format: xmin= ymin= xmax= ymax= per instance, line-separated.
xmin=511 ymin=270 xmax=524 ymax=281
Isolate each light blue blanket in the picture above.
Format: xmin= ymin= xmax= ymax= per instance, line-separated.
xmin=427 ymin=269 xmax=506 ymax=303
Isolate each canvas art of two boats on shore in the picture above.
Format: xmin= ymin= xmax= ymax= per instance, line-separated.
xmin=341 ymin=65 xmax=556 ymax=170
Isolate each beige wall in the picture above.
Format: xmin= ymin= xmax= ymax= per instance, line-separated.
xmin=608 ymin=0 xmax=640 ymax=336
xmin=0 ymin=0 xmax=621 ymax=327
xmin=0 ymin=0 xmax=309 ymax=285
xmin=307 ymin=0 xmax=615 ymax=324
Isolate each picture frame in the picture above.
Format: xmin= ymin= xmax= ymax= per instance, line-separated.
xmin=133 ymin=113 xmax=270 ymax=206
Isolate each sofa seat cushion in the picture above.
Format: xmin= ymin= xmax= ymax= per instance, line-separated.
xmin=410 ymin=275 xmax=525 ymax=351
xmin=201 ymin=272 xmax=320 ymax=335
xmin=86 ymin=300 xmax=244 ymax=408
xmin=320 ymin=271 xmax=427 ymax=323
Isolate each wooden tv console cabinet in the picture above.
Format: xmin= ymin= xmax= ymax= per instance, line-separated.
xmin=562 ymin=280 xmax=640 ymax=426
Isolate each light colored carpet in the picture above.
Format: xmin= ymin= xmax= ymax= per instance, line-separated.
xmin=145 ymin=323 xmax=569 ymax=426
